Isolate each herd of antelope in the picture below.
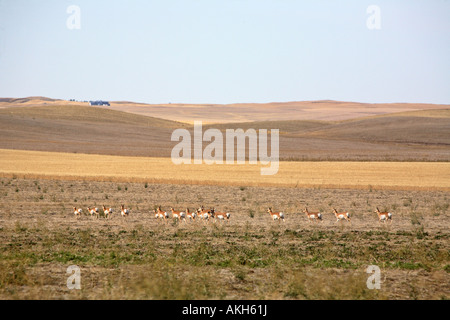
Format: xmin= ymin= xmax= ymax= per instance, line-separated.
xmin=270 ymin=207 xmax=392 ymax=224
xmin=73 ymin=205 xmax=393 ymax=224
xmin=74 ymin=205 xmax=129 ymax=219
xmin=153 ymin=206 xmax=231 ymax=224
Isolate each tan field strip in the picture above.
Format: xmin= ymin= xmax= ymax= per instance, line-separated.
xmin=0 ymin=149 xmax=448 ymax=190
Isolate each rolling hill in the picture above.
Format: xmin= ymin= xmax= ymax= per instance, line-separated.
xmin=0 ymin=105 xmax=188 ymax=157
xmin=1 ymin=96 xmax=449 ymax=123
xmin=0 ymin=104 xmax=448 ymax=161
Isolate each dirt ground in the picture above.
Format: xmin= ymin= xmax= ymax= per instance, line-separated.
xmin=0 ymin=177 xmax=448 ymax=299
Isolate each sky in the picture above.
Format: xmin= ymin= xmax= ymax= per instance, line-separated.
xmin=0 ymin=0 xmax=449 ymax=104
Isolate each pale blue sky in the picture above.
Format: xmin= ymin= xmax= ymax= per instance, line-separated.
xmin=0 ymin=0 xmax=449 ymax=104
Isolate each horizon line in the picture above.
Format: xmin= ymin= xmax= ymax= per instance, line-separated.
xmin=1 ymin=96 xmax=450 ymax=106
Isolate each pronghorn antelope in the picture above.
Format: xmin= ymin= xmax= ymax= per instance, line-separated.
xmin=73 ymin=207 xmax=82 ymax=218
xmin=303 ymin=207 xmax=323 ymax=223
xmin=154 ymin=208 xmax=165 ymax=222
xmin=155 ymin=206 xmax=169 ymax=222
xmin=197 ymin=205 xmax=209 ymax=215
xmin=185 ymin=208 xmax=196 ymax=221
xmin=171 ymin=207 xmax=186 ymax=222
xmin=195 ymin=207 xmax=206 ymax=222
xmin=207 ymin=208 xmax=216 ymax=222
xmin=121 ymin=205 xmax=130 ymax=217
xmin=154 ymin=209 xmax=162 ymax=220
xmin=204 ymin=208 xmax=216 ymax=222
xmin=333 ymin=208 xmax=351 ymax=223
xmin=375 ymin=207 xmax=392 ymax=223
xmin=87 ymin=207 xmax=99 ymax=218
xmin=153 ymin=206 xmax=165 ymax=221
xmin=103 ymin=205 xmax=113 ymax=219
xmin=197 ymin=206 xmax=212 ymax=222
xmin=214 ymin=210 xmax=231 ymax=223
xmin=267 ymin=207 xmax=285 ymax=222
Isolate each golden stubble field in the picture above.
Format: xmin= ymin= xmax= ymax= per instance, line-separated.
xmin=0 ymin=149 xmax=449 ymax=191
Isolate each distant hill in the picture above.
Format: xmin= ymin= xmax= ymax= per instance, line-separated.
xmin=299 ymin=110 xmax=450 ymax=147
xmin=0 ymin=104 xmax=448 ymax=161
xmin=0 ymin=96 xmax=82 ymax=107
xmin=103 ymin=100 xmax=450 ymax=124
xmin=0 ymin=105 xmax=187 ymax=158
xmin=1 ymin=96 xmax=448 ymax=123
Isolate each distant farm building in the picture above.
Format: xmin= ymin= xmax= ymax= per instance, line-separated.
xmin=89 ymin=100 xmax=110 ymax=106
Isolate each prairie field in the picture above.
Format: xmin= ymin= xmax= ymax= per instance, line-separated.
xmin=0 ymin=101 xmax=448 ymax=300
xmin=0 ymin=149 xmax=449 ymax=191
xmin=0 ymin=177 xmax=448 ymax=300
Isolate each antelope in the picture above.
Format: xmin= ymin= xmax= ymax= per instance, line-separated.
xmin=73 ymin=207 xmax=82 ymax=218
xmin=195 ymin=209 xmax=205 ymax=222
xmin=155 ymin=206 xmax=169 ymax=222
xmin=103 ymin=205 xmax=112 ymax=219
xmin=171 ymin=207 xmax=186 ymax=223
xmin=205 ymin=208 xmax=217 ymax=223
xmin=207 ymin=208 xmax=217 ymax=222
xmin=121 ymin=205 xmax=130 ymax=218
xmin=154 ymin=208 xmax=164 ymax=222
xmin=303 ymin=207 xmax=323 ymax=223
xmin=197 ymin=206 xmax=211 ymax=223
xmin=197 ymin=205 xmax=209 ymax=215
xmin=375 ymin=207 xmax=392 ymax=223
xmin=214 ymin=210 xmax=231 ymax=223
xmin=267 ymin=207 xmax=285 ymax=222
xmin=185 ymin=208 xmax=195 ymax=222
xmin=87 ymin=207 xmax=99 ymax=218
xmin=333 ymin=208 xmax=351 ymax=223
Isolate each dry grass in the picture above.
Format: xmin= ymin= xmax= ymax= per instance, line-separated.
xmin=0 ymin=177 xmax=448 ymax=299
xmin=0 ymin=149 xmax=448 ymax=191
